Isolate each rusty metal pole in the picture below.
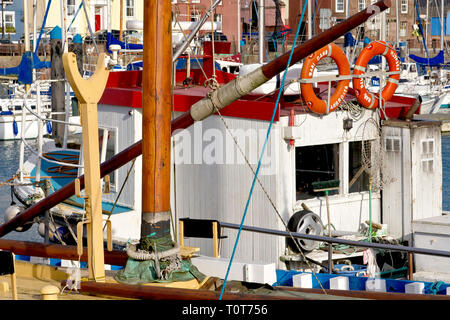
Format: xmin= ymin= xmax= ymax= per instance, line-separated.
xmin=141 ymin=0 xmax=172 ymax=240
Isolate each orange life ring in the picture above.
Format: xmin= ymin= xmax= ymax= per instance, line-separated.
xmin=352 ymin=41 xmax=401 ymax=109
xmin=300 ymin=43 xmax=350 ymax=114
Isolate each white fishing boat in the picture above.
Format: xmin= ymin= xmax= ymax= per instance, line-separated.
xmin=2 ymin=0 xmax=450 ymax=301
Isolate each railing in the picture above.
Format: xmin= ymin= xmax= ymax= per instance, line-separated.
xmin=219 ymin=221 xmax=450 ymax=279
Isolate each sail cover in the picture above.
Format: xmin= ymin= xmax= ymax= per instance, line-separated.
xmin=409 ymin=50 xmax=444 ymax=67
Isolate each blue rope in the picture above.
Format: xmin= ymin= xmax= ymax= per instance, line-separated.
xmin=66 ymin=3 xmax=83 ymax=33
xmin=34 ymin=0 xmax=52 ymax=55
xmin=218 ymin=0 xmax=309 ymax=300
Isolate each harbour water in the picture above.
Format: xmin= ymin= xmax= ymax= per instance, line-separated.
xmin=0 ymin=135 xmax=450 ymax=243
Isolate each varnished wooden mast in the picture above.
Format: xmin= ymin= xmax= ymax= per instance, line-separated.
xmin=141 ymin=0 xmax=173 ymax=239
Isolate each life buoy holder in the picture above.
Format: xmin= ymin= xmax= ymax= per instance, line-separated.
xmin=352 ymin=41 xmax=400 ymax=109
xmin=300 ymin=43 xmax=350 ymax=115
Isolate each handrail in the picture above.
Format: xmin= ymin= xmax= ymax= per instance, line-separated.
xmin=219 ymin=221 xmax=450 ymax=258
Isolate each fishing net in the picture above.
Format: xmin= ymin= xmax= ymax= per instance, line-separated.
xmin=360 ymin=117 xmax=394 ymax=192
xmin=114 ymin=234 xmax=206 ymax=285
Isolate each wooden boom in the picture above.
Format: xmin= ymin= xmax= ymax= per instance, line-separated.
xmin=0 ymin=0 xmax=391 ymax=238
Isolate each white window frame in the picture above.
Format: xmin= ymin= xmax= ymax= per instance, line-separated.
xmin=358 ymin=0 xmax=365 ymax=11
xmin=67 ymin=0 xmax=77 ymax=16
xmin=1 ymin=11 xmax=15 ymax=34
xmin=385 ymin=136 xmax=401 ymax=152
xmin=335 ymin=0 xmax=344 ymax=13
xmin=400 ymin=21 xmax=407 ymax=37
xmin=126 ymin=0 xmax=135 ymax=19
xmin=401 ymin=0 xmax=408 ymax=14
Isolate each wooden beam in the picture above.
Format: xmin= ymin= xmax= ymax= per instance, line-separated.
xmin=0 ymin=239 xmax=128 ymax=266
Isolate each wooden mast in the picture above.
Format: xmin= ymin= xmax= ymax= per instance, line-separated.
xmin=141 ymin=0 xmax=172 ymax=239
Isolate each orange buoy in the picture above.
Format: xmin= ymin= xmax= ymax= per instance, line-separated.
xmin=300 ymin=43 xmax=350 ymax=114
xmin=352 ymin=41 xmax=401 ymax=109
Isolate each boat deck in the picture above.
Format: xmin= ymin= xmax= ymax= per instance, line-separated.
xmin=0 ymin=260 xmax=121 ymax=300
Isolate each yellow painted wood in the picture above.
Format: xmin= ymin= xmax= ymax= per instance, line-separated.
xmin=62 ymin=52 xmax=110 ymax=282
xmin=180 ymin=246 xmax=200 ymax=259
xmin=179 ymin=220 xmax=184 ymax=247
xmin=212 ymin=222 xmax=219 ymax=258
xmin=10 ymin=253 xmax=17 ymax=300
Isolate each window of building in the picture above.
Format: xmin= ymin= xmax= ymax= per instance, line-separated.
xmin=401 ymin=0 xmax=408 ymax=14
xmin=2 ymin=12 xmax=15 ymax=34
xmin=67 ymin=0 xmax=76 ymax=16
xmin=335 ymin=0 xmax=344 ymax=13
xmin=126 ymin=0 xmax=135 ymax=18
xmin=358 ymin=0 xmax=365 ymax=11
xmin=400 ymin=21 xmax=407 ymax=36
xmin=296 ymin=143 xmax=339 ymax=200
xmin=190 ymin=11 xmax=201 ymax=21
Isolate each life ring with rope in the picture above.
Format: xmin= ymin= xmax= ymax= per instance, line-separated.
xmin=300 ymin=43 xmax=350 ymax=115
xmin=352 ymin=41 xmax=401 ymax=109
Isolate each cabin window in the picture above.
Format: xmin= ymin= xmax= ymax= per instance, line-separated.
xmin=295 ymin=143 xmax=339 ymax=200
xmin=421 ymin=139 xmax=435 ymax=173
xmin=385 ymin=136 xmax=401 ymax=152
xmin=349 ymin=141 xmax=370 ymax=192
xmin=421 ymin=139 xmax=434 ymax=155
xmin=335 ymin=0 xmax=344 ymax=13
xmin=98 ymin=127 xmax=118 ymax=190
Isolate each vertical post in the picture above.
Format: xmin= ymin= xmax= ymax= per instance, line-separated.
xmin=60 ymin=0 xmax=67 ymax=52
xmin=307 ymin=0 xmax=312 ymax=40
xmin=441 ymin=0 xmax=444 ymax=51
xmin=141 ymin=0 xmax=173 ymax=240
xmin=258 ymin=0 xmax=264 ymax=63
xmin=425 ymin=0 xmax=429 ymax=48
xmin=179 ymin=220 xmax=184 ymax=247
xmin=237 ymin=0 xmax=241 ymax=54
xmin=212 ymin=221 xmax=219 ymax=258
xmin=107 ymin=0 xmax=111 ymax=34
xmin=395 ymin=0 xmax=399 ymax=48
xmin=408 ymin=252 xmax=413 ymax=280
xmin=19 ymin=0 xmax=31 ymax=182
xmin=1 ymin=0 xmax=4 ymax=39
xmin=119 ymin=0 xmax=123 ymax=41
xmin=345 ymin=0 xmax=349 ymax=57
xmin=50 ymin=26 xmax=65 ymax=147
xmin=10 ymin=253 xmax=17 ymax=300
